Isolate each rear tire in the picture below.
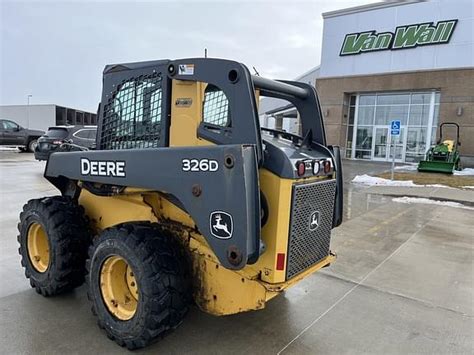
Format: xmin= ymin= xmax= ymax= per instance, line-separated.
xmin=17 ymin=196 xmax=91 ymax=296
xmin=27 ymin=139 xmax=38 ymax=152
xmin=86 ymin=223 xmax=191 ymax=350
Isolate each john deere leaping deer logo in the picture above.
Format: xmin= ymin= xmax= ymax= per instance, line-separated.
xmin=209 ymin=211 xmax=233 ymax=239
xmin=309 ymin=211 xmax=321 ymax=231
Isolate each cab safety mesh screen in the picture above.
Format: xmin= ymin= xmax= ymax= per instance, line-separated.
xmin=100 ymin=72 xmax=162 ymax=150
xmin=203 ymin=86 xmax=230 ymax=127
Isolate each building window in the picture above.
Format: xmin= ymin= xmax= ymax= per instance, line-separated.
xmin=346 ymin=91 xmax=440 ymax=162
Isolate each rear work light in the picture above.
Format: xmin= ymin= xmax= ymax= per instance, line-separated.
xmin=312 ymin=160 xmax=320 ymax=175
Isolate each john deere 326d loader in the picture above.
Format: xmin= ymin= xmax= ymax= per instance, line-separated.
xmin=17 ymin=58 xmax=343 ymax=349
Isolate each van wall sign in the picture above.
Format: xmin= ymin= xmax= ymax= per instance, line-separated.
xmin=340 ymin=19 xmax=457 ymax=56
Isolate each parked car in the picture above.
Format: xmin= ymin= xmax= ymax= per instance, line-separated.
xmin=0 ymin=119 xmax=45 ymax=152
xmin=34 ymin=125 xmax=97 ymax=161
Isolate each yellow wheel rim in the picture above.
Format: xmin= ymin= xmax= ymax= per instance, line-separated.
xmin=27 ymin=222 xmax=50 ymax=273
xmin=100 ymin=256 xmax=139 ymax=321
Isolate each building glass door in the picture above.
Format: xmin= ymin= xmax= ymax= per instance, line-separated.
xmin=372 ymin=126 xmax=389 ymax=160
xmin=390 ymin=127 xmax=406 ymax=162
xmin=371 ymin=126 xmax=406 ymax=162
xmin=347 ymin=91 xmax=440 ymax=163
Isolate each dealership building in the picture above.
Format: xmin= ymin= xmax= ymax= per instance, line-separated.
xmin=0 ymin=104 xmax=97 ymax=131
xmin=260 ymin=0 xmax=473 ymax=165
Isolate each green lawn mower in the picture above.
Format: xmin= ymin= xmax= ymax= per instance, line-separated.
xmin=418 ymin=122 xmax=461 ymax=174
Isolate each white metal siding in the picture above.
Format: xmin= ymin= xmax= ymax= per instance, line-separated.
xmin=0 ymin=105 xmax=56 ymax=131
xmin=320 ymin=0 xmax=474 ymax=78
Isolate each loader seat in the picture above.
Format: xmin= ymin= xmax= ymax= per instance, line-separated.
xmin=443 ymin=140 xmax=454 ymax=152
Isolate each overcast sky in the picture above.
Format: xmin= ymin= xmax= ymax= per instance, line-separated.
xmin=1 ymin=0 xmax=378 ymax=112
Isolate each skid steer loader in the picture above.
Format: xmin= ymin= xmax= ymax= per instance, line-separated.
xmin=17 ymin=58 xmax=343 ymax=349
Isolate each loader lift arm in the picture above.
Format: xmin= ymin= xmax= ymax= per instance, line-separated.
xmin=44 ymin=144 xmax=260 ymax=270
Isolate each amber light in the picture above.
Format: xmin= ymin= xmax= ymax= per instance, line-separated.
xmin=276 ymin=253 xmax=286 ymax=270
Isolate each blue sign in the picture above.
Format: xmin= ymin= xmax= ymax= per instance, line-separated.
xmin=391 ymin=120 xmax=401 ymax=136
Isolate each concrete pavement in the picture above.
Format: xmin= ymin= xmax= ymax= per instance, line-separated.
xmin=0 ymin=153 xmax=472 ymax=354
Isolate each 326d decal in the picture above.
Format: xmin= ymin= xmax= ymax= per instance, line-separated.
xmin=182 ymin=158 xmax=219 ymax=172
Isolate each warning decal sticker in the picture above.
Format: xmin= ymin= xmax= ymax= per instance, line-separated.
xmin=178 ymin=64 xmax=195 ymax=75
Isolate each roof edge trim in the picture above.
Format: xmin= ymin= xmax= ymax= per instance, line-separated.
xmin=322 ymin=0 xmax=426 ymax=19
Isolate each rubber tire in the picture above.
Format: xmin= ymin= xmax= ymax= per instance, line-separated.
xmin=86 ymin=223 xmax=191 ymax=350
xmin=27 ymin=139 xmax=38 ymax=152
xmin=456 ymin=159 xmax=462 ymax=171
xmin=17 ymin=196 xmax=91 ymax=296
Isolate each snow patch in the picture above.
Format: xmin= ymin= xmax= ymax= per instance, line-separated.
xmin=392 ymin=164 xmax=474 ymax=176
xmin=0 ymin=147 xmax=19 ymax=151
xmin=454 ymin=168 xmax=474 ymax=176
xmin=352 ymin=174 xmax=417 ymax=187
xmin=351 ymin=174 xmax=449 ymax=188
xmin=461 ymin=186 xmax=474 ymax=190
xmin=392 ymin=197 xmax=474 ymax=210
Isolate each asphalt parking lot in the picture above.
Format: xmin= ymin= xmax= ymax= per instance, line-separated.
xmin=0 ymin=151 xmax=472 ymax=354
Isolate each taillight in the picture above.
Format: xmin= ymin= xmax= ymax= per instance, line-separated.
xmin=276 ymin=253 xmax=285 ymax=270
xmin=296 ymin=161 xmax=306 ymax=176
xmin=323 ymin=160 xmax=331 ymax=174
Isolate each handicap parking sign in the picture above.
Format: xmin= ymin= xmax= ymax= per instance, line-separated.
xmin=391 ymin=120 xmax=401 ymax=136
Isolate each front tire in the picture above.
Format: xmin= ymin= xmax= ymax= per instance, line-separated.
xmin=17 ymin=196 xmax=91 ymax=296
xmin=86 ymin=223 xmax=191 ymax=350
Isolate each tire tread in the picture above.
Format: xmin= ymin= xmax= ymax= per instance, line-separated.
xmin=86 ymin=222 xmax=191 ymax=350
xmin=17 ymin=196 xmax=91 ymax=296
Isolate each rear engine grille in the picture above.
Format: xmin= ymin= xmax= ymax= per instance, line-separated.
xmin=286 ymin=179 xmax=336 ymax=279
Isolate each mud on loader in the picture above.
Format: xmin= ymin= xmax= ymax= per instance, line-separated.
xmin=17 ymin=58 xmax=343 ymax=349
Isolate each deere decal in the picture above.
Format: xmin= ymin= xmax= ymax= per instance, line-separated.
xmin=340 ymin=19 xmax=458 ymax=56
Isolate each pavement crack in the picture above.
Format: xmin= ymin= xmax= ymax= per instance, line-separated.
xmin=277 ymin=211 xmax=441 ymax=355
xmin=318 ymin=271 xmax=473 ymax=318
